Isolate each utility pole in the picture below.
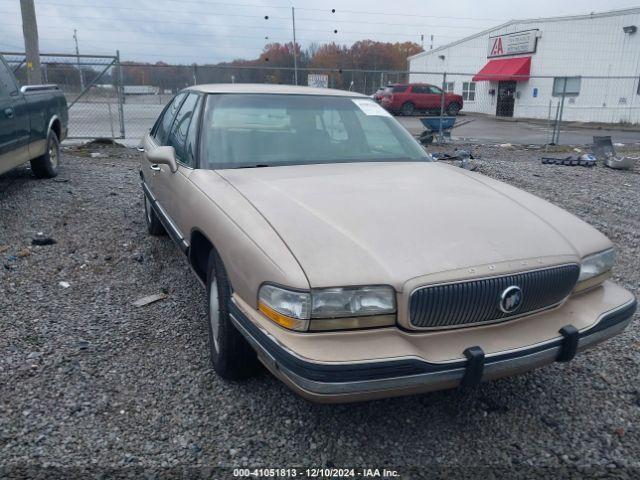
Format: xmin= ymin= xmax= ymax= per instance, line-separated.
xmin=20 ymin=0 xmax=42 ymax=84
xmin=421 ymin=34 xmax=424 ymax=49
xmin=291 ymin=6 xmax=298 ymax=85
xmin=430 ymin=34 xmax=434 ymax=50
xmin=73 ymin=29 xmax=85 ymax=90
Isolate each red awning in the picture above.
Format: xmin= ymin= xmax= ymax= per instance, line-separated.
xmin=473 ymin=56 xmax=531 ymax=82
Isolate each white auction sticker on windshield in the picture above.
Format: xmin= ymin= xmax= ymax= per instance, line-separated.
xmin=351 ymin=99 xmax=392 ymax=117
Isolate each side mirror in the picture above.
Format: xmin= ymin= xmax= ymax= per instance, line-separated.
xmin=146 ymin=145 xmax=178 ymax=173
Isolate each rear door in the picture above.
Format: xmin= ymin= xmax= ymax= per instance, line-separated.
xmin=409 ymin=85 xmax=428 ymax=109
xmin=425 ymin=85 xmax=443 ymax=110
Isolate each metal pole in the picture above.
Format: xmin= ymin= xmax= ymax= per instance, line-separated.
xmin=555 ymin=77 xmax=568 ymax=145
xmin=74 ymin=29 xmax=84 ymax=90
xmin=192 ymin=64 xmax=197 ymax=85
xmin=116 ymin=50 xmax=125 ymax=139
xmin=20 ymin=0 xmax=42 ymax=84
xmin=438 ymin=72 xmax=447 ymax=143
xmin=291 ymin=7 xmax=298 ymax=85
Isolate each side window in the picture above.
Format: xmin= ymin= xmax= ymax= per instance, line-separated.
xmin=428 ymin=86 xmax=442 ymax=95
xmin=167 ymin=93 xmax=199 ymax=165
xmin=154 ymin=92 xmax=187 ymax=145
xmin=0 ymin=59 xmax=18 ymax=97
xmin=411 ymin=86 xmax=426 ymax=94
xmin=183 ymin=95 xmax=204 ymax=167
xmin=463 ymin=82 xmax=476 ymax=101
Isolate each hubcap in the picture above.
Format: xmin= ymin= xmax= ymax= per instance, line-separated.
xmin=209 ymin=277 xmax=220 ymax=353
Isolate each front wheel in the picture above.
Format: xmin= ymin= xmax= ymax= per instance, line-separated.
xmin=30 ymin=130 xmax=60 ymax=178
xmin=206 ymin=250 xmax=258 ymax=380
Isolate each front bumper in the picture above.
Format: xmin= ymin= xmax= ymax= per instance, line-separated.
xmin=230 ymin=290 xmax=636 ymax=403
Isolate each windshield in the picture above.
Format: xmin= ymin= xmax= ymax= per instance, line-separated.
xmin=200 ymin=94 xmax=429 ymax=169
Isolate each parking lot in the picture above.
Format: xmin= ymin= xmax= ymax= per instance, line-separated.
xmin=1 ymin=142 xmax=638 ymax=476
xmin=397 ymin=114 xmax=640 ymax=146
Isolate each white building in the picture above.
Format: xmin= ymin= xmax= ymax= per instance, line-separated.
xmin=408 ymin=7 xmax=640 ymax=124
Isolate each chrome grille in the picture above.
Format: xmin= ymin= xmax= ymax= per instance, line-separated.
xmin=409 ymin=264 xmax=580 ymax=329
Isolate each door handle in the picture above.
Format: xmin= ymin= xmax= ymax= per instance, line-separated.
xmin=3 ymin=108 xmax=14 ymax=119
xmin=150 ymin=164 xmax=161 ymax=171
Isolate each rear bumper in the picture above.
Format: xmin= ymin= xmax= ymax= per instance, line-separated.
xmin=230 ymin=297 xmax=636 ymax=403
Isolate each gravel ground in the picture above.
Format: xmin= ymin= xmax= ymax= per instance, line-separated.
xmin=0 ymin=142 xmax=639 ymax=478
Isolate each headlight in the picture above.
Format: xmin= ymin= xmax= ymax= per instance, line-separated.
xmin=575 ymin=249 xmax=615 ymax=291
xmin=258 ymin=284 xmax=396 ymax=332
xmin=311 ymin=286 xmax=396 ymax=318
xmin=258 ymin=284 xmax=311 ymax=331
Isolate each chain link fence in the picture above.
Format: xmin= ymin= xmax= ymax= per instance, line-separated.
xmin=3 ymin=52 xmax=125 ymax=139
xmin=4 ymin=51 xmax=639 ymax=145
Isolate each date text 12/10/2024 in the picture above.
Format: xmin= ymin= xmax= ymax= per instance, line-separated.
xmin=233 ymin=468 xmax=400 ymax=478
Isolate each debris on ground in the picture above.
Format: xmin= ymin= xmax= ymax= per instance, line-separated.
xmin=32 ymin=233 xmax=57 ymax=246
xmin=90 ymin=152 xmax=108 ymax=159
xmin=58 ymin=281 xmax=70 ymax=288
xmin=132 ymin=292 xmax=168 ymax=307
xmin=17 ymin=248 xmax=30 ymax=258
xmin=592 ymin=136 xmax=637 ymax=170
xmin=0 ymin=245 xmax=9 ymax=254
xmin=541 ymin=154 xmax=597 ymax=167
xmin=604 ymin=156 xmax=637 ymax=170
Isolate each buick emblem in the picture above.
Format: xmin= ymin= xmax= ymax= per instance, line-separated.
xmin=499 ymin=286 xmax=523 ymax=314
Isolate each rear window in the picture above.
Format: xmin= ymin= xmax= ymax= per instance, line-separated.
xmin=384 ymin=85 xmax=408 ymax=94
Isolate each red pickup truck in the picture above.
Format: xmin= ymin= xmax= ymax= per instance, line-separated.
xmin=380 ymin=83 xmax=463 ymax=116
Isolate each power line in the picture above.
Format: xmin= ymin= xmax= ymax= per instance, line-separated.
xmin=2 ymin=21 xmax=468 ymax=40
xmin=0 ymin=10 xmax=493 ymax=33
xmin=28 ymin=0 xmax=506 ymax=22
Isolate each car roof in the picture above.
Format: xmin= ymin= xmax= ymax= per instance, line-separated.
xmin=186 ymin=83 xmax=367 ymax=97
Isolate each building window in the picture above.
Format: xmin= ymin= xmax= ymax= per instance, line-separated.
xmin=444 ymin=81 xmax=454 ymax=93
xmin=462 ymin=82 xmax=476 ymax=101
xmin=553 ymin=77 xmax=581 ymax=96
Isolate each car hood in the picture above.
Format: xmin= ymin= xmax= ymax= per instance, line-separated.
xmin=216 ymin=162 xmax=606 ymax=290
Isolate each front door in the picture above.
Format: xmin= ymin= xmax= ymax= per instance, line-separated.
xmin=496 ymin=81 xmax=516 ymax=117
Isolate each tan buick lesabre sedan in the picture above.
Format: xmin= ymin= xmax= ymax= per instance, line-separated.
xmin=139 ymin=84 xmax=636 ymax=403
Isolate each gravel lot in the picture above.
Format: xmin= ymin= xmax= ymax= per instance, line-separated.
xmin=1 ymin=142 xmax=639 ymax=477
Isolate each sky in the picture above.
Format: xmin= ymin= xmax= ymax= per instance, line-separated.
xmin=1 ymin=0 xmax=639 ymax=64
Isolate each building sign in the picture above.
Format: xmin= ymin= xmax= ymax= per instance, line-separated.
xmin=487 ymin=29 xmax=538 ymax=58
xmin=307 ymin=74 xmax=329 ymax=88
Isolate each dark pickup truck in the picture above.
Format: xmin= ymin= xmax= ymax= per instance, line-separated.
xmin=0 ymin=54 xmax=68 ymax=178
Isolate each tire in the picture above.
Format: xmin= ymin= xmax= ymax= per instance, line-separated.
xmin=143 ymin=192 xmax=166 ymax=236
xmin=30 ymin=130 xmax=60 ymax=178
xmin=446 ymin=102 xmax=461 ymax=116
xmin=206 ymin=250 xmax=258 ymax=380
xmin=401 ymin=102 xmax=415 ymax=116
